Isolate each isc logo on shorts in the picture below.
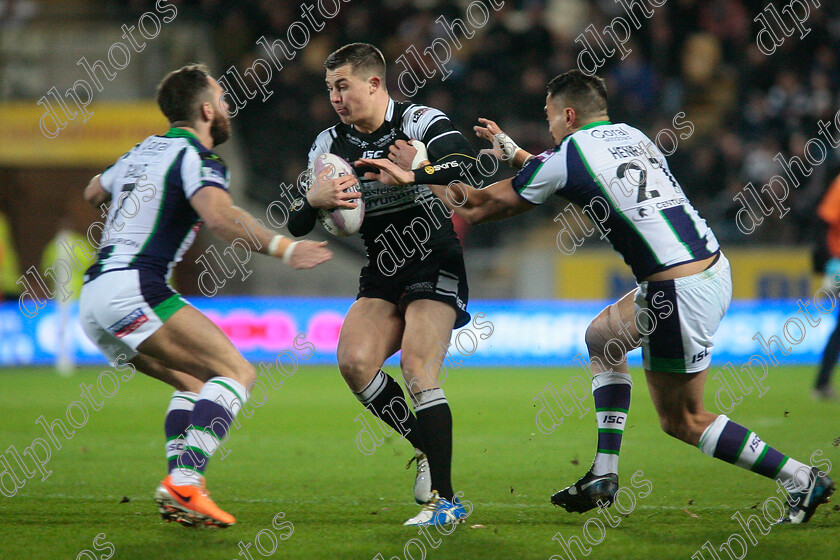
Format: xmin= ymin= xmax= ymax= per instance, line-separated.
xmin=108 ymin=308 xmax=148 ymax=338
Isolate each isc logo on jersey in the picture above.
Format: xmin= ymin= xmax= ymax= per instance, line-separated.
xmin=423 ymin=161 xmax=458 ymax=174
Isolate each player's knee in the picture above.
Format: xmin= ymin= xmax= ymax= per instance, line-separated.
xmin=337 ymin=348 xmax=375 ymax=386
xmin=657 ymin=413 xmax=697 ymax=444
xmin=173 ymin=377 xmax=204 ymax=394
xmin=584 ymin=318 xmax=608 ymax=358
xmin=658 ymin=415 xmax=684 ymax=440
xmin=399 ymin=353 xmax=426 ymax=379
xmin=401 ymin=354 xmax=441 ymax=390
xmin=232 ymin=362 xmax=256 ymax=388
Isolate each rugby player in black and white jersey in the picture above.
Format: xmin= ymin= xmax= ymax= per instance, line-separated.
xmin=287 ymin=43 xmax=477 ymax=526
xmin=362 ymin=70 xmax=834 ymax=524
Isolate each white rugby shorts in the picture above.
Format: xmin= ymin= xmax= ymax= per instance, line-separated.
xmin=79 ymin=269 xmax=188 ymax=364
xmin=634 ymin=253 xmax=732 ymax=373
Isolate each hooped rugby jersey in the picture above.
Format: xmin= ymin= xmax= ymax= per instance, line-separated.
xmin=308 ymin=98 xmax=473 ymax=261
xmin=85 ymin=128 xmax=229 ymax=282
xmin=512 ymin=121 xmax=719 ymax=281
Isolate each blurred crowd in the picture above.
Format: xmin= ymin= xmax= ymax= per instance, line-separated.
xmin=110 ymin=0 xmax=840 ymax=247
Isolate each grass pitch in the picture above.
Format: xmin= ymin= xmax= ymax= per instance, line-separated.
xmin=0 ymin=365 xmax=837 ymax=560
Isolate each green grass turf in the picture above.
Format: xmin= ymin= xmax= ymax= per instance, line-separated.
xmin=0 ymin=365 xmax=837 ymax=560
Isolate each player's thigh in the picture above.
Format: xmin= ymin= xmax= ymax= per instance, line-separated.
xmin=129 ymin=352 xmax=205 ymax=393
xmin=400 ymin=299 xmax=457 ymax=393
xmin=137 ymin=305 xmax=254 ymax=385
xmin=336 ymin=297 xmax=404 ymax=388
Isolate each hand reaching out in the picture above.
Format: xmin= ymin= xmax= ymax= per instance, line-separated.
xmin=474 ymin=117 xmax=523 ymax=167
xmin=356 ymin=158 xmax=415 ymax=186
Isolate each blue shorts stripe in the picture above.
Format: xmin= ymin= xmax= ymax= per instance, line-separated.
xmin=644 ymin=279 xmax=685 ymax=369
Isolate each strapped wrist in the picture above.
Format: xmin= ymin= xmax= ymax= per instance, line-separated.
xmin=410 ymin=140 xmax=429 ymax=169
xmin=268 ymin=234 xmax=286 ymax=257
xmin=495 ymin=132 xmax=521 ymax=166
xmin=282 ymin=241 xmax=299 ymax=265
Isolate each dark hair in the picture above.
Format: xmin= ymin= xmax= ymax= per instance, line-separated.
xmin=324 ymin=43 xmax=386 ymax=80
xmin=156 ymin=63 xmax=213 ymax=125
xmin=547 ymin=70 xmax=608 ymax=119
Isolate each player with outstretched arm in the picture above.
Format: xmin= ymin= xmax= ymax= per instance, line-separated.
xmin=79 ymin=64 xmax=332 ymax=528
xmin=360 ymin=69 xmax=834 ymax=524
xmin=287 ymin=43 xmax=478 ymax=526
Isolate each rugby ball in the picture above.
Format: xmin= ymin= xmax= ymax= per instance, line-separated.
xmin=310 ymin=153 xmax=365 ymax=237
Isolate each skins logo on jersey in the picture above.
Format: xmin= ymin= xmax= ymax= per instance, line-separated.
xmin=423 ymin=161 xmax=458 ymax=174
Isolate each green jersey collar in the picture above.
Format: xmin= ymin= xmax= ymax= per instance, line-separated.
xmin=578 ymin=120 xmax=612 ymax=130
xmin=163 ymin=127 xmax=200 ymax=141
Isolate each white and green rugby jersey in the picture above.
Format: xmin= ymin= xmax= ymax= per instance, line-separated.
xmin=512 ymin=121 xmax=719 ymax=281
xmin=85 ymin=128 xmax=229 ymax=281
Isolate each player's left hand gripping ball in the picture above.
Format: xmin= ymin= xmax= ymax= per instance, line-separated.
xmin=310 ymin=153 xmax=365 ymax=236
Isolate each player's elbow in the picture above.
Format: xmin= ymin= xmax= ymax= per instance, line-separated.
xmin=460 ymin=194 xmax=506 ymax=225
xmin=461 ymin=205 xmax=491 ymax=225
xmin=200 ymin=209 xmax=227 ymax=236
xmin=461 ymin=209 xmax=482 ymax=225
xmin=447 ymin=187 xmax=487 ymax=224
xmin=83 ymin=175 xmax=105 ymax=207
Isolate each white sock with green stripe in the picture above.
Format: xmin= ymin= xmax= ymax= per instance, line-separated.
xmin=698 ymin=415 xmax=811 ymax=492
xmin=172 ymin=377 xmax=248 ymax=486
xmin=165 ymin=391 xmax=197 ymax=475
xmin=591 ymin=371 xmax=632 ymax=476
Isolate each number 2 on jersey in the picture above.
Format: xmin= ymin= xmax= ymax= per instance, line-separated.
xmin=617 ymin=161 xmax=660 ymax=203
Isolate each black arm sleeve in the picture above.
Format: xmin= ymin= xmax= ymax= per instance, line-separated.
xmin=287 ymin=197 xmax=318 ymax=237
xmin=412 ymin=118 xmax=480 ymax=187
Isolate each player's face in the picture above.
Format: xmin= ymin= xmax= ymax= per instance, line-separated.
xmin=325 ymin=65 xmax=375 ymax=125
xmin=545 ymin=94 xmax=571 ymax=144
xmin=207 ymin=77 xmax=231 ymax=146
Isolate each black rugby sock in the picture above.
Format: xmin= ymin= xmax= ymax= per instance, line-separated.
xmin=354 ymin=370 xmax=423 ymax=450
xmin=414 ymin=389 xmax=455 ymax=501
